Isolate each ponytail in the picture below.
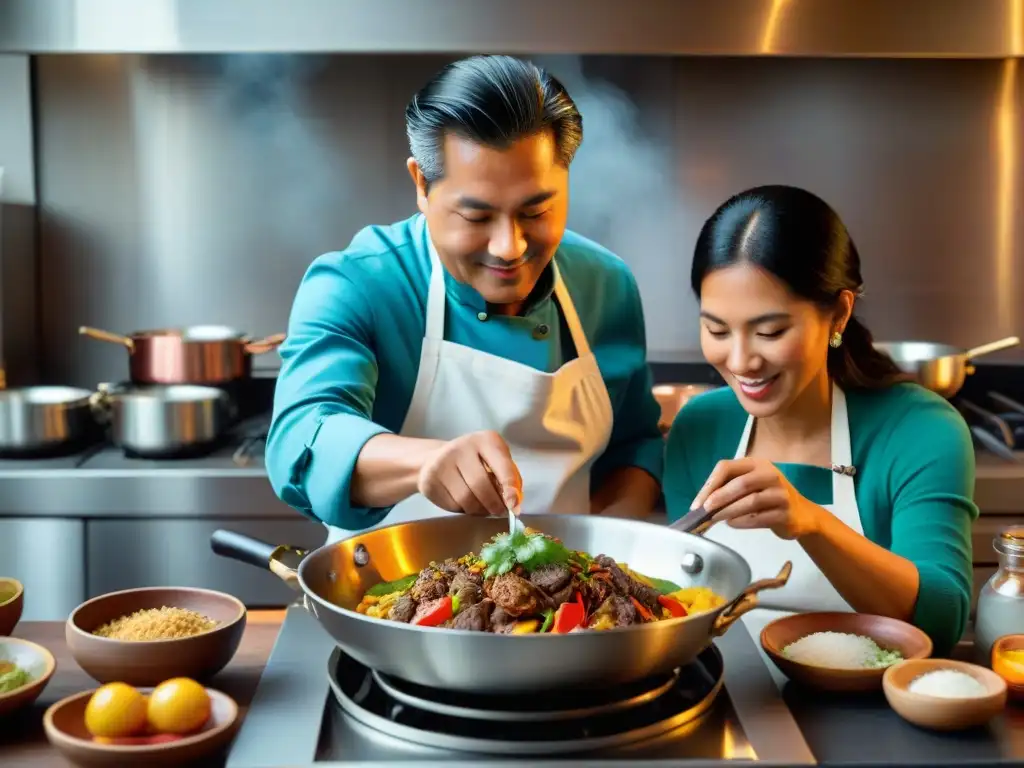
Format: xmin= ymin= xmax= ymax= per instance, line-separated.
xmin=828 ymin=315 xmax=912 ymax=390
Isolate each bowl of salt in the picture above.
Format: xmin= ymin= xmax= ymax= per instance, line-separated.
xmin=883 ymin=658 xmax=1007 ymax=731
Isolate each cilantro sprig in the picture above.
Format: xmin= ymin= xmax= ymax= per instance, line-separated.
xmin=479 ymin=529 xmax=571 ymax=579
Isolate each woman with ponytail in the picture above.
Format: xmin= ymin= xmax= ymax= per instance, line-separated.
xmin=665 ymin=185 xmax=976 ymax=656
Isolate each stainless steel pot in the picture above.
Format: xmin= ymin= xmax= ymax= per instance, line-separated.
xmin=0 ymin=386 xmax=102 ymax=454
xmin=79 ymin=325 xmax=285 ymax=385
xmin=93 ymin=384 xmax=234 ymax=457
xmin=875 ymin=336 xmax=1020 ymax=398
xmin=211 ymin=515 xmax=791 ymax=694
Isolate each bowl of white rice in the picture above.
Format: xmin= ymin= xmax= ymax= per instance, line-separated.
xmin=760 ymin=612 xmax=933 ymax=692
xmin=883 ymin=659 xmax=1007 ymax=731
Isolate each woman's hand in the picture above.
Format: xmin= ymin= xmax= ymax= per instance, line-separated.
xmin=690 ymin=458 xmax=823 ymax=540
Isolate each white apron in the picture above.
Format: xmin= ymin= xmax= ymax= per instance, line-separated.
xmin=703 ymin=383 xmax=862 ymax=686
xmin=324 ymin=240 xmax=614 ymax=544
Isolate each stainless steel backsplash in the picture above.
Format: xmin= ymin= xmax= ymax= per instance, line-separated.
xmin=30 ymin=54 xmax=1024 ymax=387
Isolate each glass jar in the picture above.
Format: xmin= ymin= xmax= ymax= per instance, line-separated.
xmin=975 ymin=527 xmax=1024 ymax=665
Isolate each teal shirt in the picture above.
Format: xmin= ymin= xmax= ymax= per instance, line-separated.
xmin=267 ymin=213 xmax=663 ymax=530
xmin=664 ymin=383 xmax=978 ymax=655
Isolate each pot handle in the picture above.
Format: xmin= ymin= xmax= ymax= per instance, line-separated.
xmin=244 ymin=333 xmax=286 ymax=355
xmin=211 ymin=529 xmax=308 ymax=591
xmin=79 ymin=326 xmax=135 ymax=353
xmin=87 ymin=384 xmax=113 ymax=425
xmin=964 ymin=336 xmax=1020 ymax=360
xmin=711 ymin=561 xmax=792 ymax=637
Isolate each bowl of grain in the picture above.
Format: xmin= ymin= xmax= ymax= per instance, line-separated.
xmin=883 ymin=659 xmax=1007 ymax=731
xmin=760 ymin=611 xmax=933 ymax=692
xmin=67 ymin=587 xmax=246 ymax=687
xmin=0 ymin=578 xmax=24 ymax=636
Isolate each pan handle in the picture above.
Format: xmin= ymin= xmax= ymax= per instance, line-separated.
xmin=210 ymin=529 xmax=308 ymax=591
xmin=244 ymin=333 xmax=286 ymax=355
xmin=711 ymin=561 xmax=792 ymax=637
xmin=79 ymin=326 xmax=135 ymax=353
xmin=964 ymin=336 xmax=1020 ymax=360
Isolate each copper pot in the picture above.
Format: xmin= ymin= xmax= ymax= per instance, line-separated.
xmin=652 ymin=383 xmax=717 ymax=433
xmin=79 ymin=325 xmax=285 ymax=385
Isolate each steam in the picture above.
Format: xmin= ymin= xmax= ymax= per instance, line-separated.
xmin=205 ymin=54 xmax=346 ymax=257
xmin=191 ymin=54 xmax=684 ymax=351
xmin=530 ymin=58 xmax=676 ymax=248
xmin=531 ymin=55 xmax=686 ymax=352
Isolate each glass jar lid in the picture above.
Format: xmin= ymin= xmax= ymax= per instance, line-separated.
xmin=994 ymin=527 xmax=1024 ymax=557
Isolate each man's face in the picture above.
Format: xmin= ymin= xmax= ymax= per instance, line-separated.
xmin=407 ymin=131 xmax=569 ymax=314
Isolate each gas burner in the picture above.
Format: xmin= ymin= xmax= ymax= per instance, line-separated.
xmin=328 ymin=644 xmax=725 ymax=756
xmin=371 ymin=666 xmax=680 ymax=723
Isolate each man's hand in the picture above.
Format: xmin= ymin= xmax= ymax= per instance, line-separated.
xmin=417 ymin=431 xmax=522 ymax=517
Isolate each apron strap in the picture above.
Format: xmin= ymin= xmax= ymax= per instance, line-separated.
xmin=552 ymin=263 xmax=594 ymax=358
xmin=425 ymin=232 xmax=447 ymax=341
xmin=734 ymin=414 xmax=755 ymax=459
xmin=829 ymin=383 xmax=858 ymax=508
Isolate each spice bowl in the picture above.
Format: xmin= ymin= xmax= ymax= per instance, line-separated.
xmin=760 ymin=612 xmax=933 ymax=692
xmin=991 ymin=634 xmax=1024 ymax=700
xmin=44 ymin=684 xmax=239 ymax=766
xmin=0 ymin=577 xmax=24 ymax=636
xmin=883 ymin=659 xmax=1007 ymax=731
xmin=0 ymin=637 xmax=56 ymax=717
xmin=67 ymin=587 xmax=246 ymax=686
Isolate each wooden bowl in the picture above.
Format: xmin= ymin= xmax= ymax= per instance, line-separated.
xmin=44 ymin=685 xmax=239 ymax=766
xmin=0 ymin=577 xmax=24 ymax=636
xmin=760 ymin=611 xmax=933 ymax=692
xmin=67 ymin=587 xmax=246 ymax=686
xmin=883 ymin=659 xmax=1007 ymax=731
xmin=0 ymin=637 xmax=56 ymax=717
xmin=991 ymin=634 xmax=1024 ymax=700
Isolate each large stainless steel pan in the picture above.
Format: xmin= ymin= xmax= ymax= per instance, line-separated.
xmin=211 ymin=514 xmax=791 ymax=694
xmin=875 ymin=336 xmax=1020 ymax=398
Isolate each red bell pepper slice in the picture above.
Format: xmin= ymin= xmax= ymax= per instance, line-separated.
xmin=630 ymin=596 xmax=656 ymax=622
xmin=657 ymin=594 xmax=688 ymax=618
xmin=552 ymin=594 xmax=586 ymax=634
xmin=411 ymin=596 xmax=453 ymax=627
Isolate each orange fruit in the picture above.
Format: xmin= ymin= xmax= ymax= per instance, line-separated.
xmin=146 ymin=678 xmax=211 ymax=735
xmin=84 ymin=683 xmax=148 ymax=738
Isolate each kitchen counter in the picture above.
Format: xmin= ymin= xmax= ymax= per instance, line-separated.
xmin=6 ymin=611 xmax=1024 ymax=767
xmin=1 ymin=611 xmax=284 ymax=767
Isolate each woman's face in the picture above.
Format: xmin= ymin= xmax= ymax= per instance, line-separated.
xmin=699 ymin=263 xmax=838 ymax=418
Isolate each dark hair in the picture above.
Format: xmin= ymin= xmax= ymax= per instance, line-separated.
xmin=691 ymin=184 xmax=910 ymax=390
xmin=405 ymin=55 xmax=583 ymax=186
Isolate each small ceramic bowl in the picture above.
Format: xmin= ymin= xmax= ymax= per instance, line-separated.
xmin=760 ymin=611 xmax=933 ymax=692
xmin=67 ymin=587 xmax=246 ymax=686
xmin=44 ymin=685 xmax=239 ymax=767
xmin=883 ymin=658 xmax=1007 ymax=731
xmin=991 ymin=634 xmax=1024 ymax=700
xmin=0 ymin=577 xmax=24 ymax=636
xmin=0 ymin=637 xmax=57 ymax=717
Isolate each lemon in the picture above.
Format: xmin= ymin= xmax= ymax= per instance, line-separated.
xmin=147 ymin=678 xmax=211 ymax=735
xmin=84 ymin=682 xmax=148 ymax=738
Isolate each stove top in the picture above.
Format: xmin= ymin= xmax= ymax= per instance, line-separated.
xmin=0 ymin=412 xmax=269 ymax=471
xmin=226 ymin=606 xmax=814 ymax=767
xmin=958 ymin=390 xmax=1024 ymax=462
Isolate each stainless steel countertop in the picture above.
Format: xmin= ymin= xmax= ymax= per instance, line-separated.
xmin=1 ymin=435 xmax=1023 ymax=518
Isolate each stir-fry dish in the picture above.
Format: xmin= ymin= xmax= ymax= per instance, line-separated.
xmin=355 ymin=528 xmax=726 ymax=633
